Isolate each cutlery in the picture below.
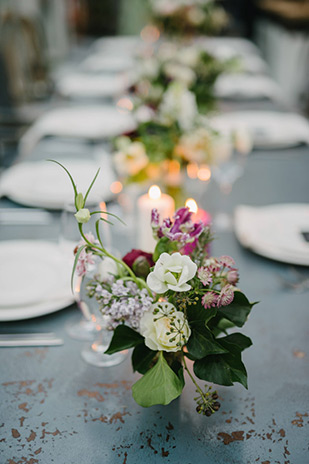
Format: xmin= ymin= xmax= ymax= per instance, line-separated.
xmin=0 ymin=332 xmax=64 ymax=347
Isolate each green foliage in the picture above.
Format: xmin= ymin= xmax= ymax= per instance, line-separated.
xmin=194 ymin=352 xmax=248 ymax=388
xmin=132 ymin=352 xmax=184 ymax=407
xmin=186 ymin=326 xmax=227 ymax=360
xmin=105 ymin=325 xmax=143 ymax=355
xmin=217 ymin=291 xmax=256 ymax=327
xmin=153 ymin=237 xmax=179 ymax=262
xmin=132 ymin=344 xmax=157 ymax=374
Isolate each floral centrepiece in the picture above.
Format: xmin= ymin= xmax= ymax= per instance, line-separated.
xmin=149 ymin=0 xmax=229 ymax=37
xmin=55 ymin=160 xmax=255 ymax=416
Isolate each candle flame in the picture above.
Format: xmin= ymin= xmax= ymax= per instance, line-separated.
xmin=186 ymin=162 xmax=199 ymax=179
xmin=100 ymin=201 xmax=107 ymax=221
xmin=110 ymin=181 xmax=123 ymax=194
xmin=197 ymin=165 xmax=211 ymax=182
xmin=185 ymin=198 xmax=198 ymax=213
xmin=149 ymin=185 xmax=161 ymax=200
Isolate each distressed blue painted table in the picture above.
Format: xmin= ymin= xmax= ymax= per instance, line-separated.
xmin=1 ymin=107 xmax=309 ymax=462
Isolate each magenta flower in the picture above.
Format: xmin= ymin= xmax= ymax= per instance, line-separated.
xmin=217 ymin=284 xmax=234 ymax=307
xmin=201 ymin=292 xmax=218 ymax=309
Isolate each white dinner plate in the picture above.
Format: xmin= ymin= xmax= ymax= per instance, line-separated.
xmin=18 ymin=105 xmax=137 ymax=158
xmin=215 ymin=74 xmax=281 ymax=101
xmin=0 ymin=158 xmax=115 ymax=209
xmin=81 ymin=54 xmax=134 ymax=73
xmin=234 ymin=204 xmax=309 ymax=266
xmin=56 ymin=73 xmax=132 ymax=99
xmin=0 ymin=241 xmax=74 ymax=320
xmin=211 ymin=111 xmax=309 ymax=149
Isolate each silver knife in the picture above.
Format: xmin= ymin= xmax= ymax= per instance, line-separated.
xmin=0 ymin=333 xmax=64 ymax=347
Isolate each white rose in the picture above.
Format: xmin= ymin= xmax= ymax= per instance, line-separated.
xmin=97 ymin=257 xmax=118 ymax=281
xmin=164 ymin=62 xmax=196 ymax=87
xmin=158 ymin=82 xmax=198 ymax=131
xmin=140 ymin=302 xmax=191 ymax=352
xmin=147 ymin=252 xmax=197 ymax=294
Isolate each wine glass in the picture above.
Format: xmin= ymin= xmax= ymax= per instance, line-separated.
xmin=59 ymin=199 xmax=105 ymax=341
xmin=212 ymin=132 xmax=250 ymax=231
xmin=78 ymin=259 xmax=128 ymax=367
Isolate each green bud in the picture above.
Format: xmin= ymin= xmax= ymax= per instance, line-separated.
xmin=132 ymin=256 xmax=151 ymax=278
xmin=76 ymin=192 xmax=84 ymax=210
xmin=74 ymin=208 xmax=91 ymax=224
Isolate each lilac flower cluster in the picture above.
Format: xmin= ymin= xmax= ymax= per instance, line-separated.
xmin=76 ymin=233 xmax=99 ymax=277
xmin=198 ymin=255 xmax=239 ymax=309
xmin=151 ymin=207 xmax=204 ymax=249
xmin=87 ymin=277 xmax=153 ymax=330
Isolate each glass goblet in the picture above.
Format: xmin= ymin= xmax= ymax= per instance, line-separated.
xmin=59 ymin=200 xmax=104 ymax=341
xmin=78 ymin=265 xmax=128 ymax=367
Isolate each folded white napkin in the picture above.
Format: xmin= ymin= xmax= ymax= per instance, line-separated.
xmin=18 ymin=105 xmax=136 ymax=158
xmin=234 ymin=204 xmax=309 ymax=265
xmin=56 ymin=73 xmax=131 ymax=99
xmin=215 ymin=74 xmax=281 ymax=100
xmin=210 ymin=111 xmax=309 ymax=148
xmin=81 ymin=54 xmax=134 ymax=73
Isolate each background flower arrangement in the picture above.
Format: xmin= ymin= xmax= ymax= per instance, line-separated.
xmin=54 ymin=161 xmax=255 ymax=416
xmin=148 ymin=0 xmax=229 ymax=37
xmin=132 ymin=42 xmax=238 ymax=113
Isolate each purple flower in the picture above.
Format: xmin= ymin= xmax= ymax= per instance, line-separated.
xmin=217 ymin=284 xmax=234 ymax=307
xmin=170 ymin=207 xmax=193 ymax=234
xmin=197 ymin=267 xmax=213 ymax=286
xmin=151 ymin=208 xmax=159 ymax=227
xmin=201 ymin=292 xmax=218 ymax=309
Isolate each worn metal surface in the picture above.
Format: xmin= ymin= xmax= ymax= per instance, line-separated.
xmin=0 ymin=100 xmax=309 ymax=463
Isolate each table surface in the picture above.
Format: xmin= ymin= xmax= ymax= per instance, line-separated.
xmin=1 ymin=50 xmax=309 ymax=464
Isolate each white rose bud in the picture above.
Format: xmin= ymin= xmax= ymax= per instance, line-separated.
xmin=74 ymin=208 xmax=91 ymax=224
xmin=147 ymin=252 xmax=197 ymax=294
xmin=140 ymin=302 xmax=191 ymax=352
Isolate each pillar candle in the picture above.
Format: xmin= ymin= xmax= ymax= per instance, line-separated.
xmin=137 ymin=185 xmax=175 ymax=252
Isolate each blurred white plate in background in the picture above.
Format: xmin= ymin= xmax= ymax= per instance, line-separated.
xmin=215 ymin=75 xmax=281 ymax=100
xmin=56 ymin=73 xmax=131 ymax=99
xmin=211 ymin=111 xmax=309 ymax=149
xmin=81 ymin=54 xmax=134 ymax=73
xmin=0 ymin=158 xmax=115 ymax=209
xmin=0 ymin=241 xmax=73 ymax=320
xmin=234 ymin=204 xmax=309 ymax=266
xmin=18 ymin=105 xmax=136 ymax=158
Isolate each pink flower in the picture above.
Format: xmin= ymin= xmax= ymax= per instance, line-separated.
xmin=201 ymin=292 xmax=218 ymax=309
xmin=75 ymin=232 xmax=99 ymax=277
xmin=197 ymin=267 xmax=213 ymax=286
xmin=217 ymin=284 xmax=234 ymax=307
xmin=227 ymin=269 xmax=239 ymax=285
xmin=219 ymin=255 xmax=235 ymax=269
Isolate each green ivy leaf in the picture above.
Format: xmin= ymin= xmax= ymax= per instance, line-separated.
xmin=132 ymin=344 xmax=157 ymax=374
xmin=194 ymin=352 xmax=248 ymax=388
xmin=218 ymin=291 xmax=255 ymax=327
xmin=153 ymin=237 xmax=178 ymax=262
xmin=132 ymin=352 xmax=184 ymax=407
xmin=187 ymin=302 xmax=217 ymax=326
xmin=105 ymin=325 xmax=143 ymax=355
xmin=217 ymin=333 xmax=252 ymax=354
xmin=186 ymin=326 xmax=227 ymax=360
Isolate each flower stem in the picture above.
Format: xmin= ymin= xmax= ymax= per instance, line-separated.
xmin=182 ymin=351 xmax=205 ymax=398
